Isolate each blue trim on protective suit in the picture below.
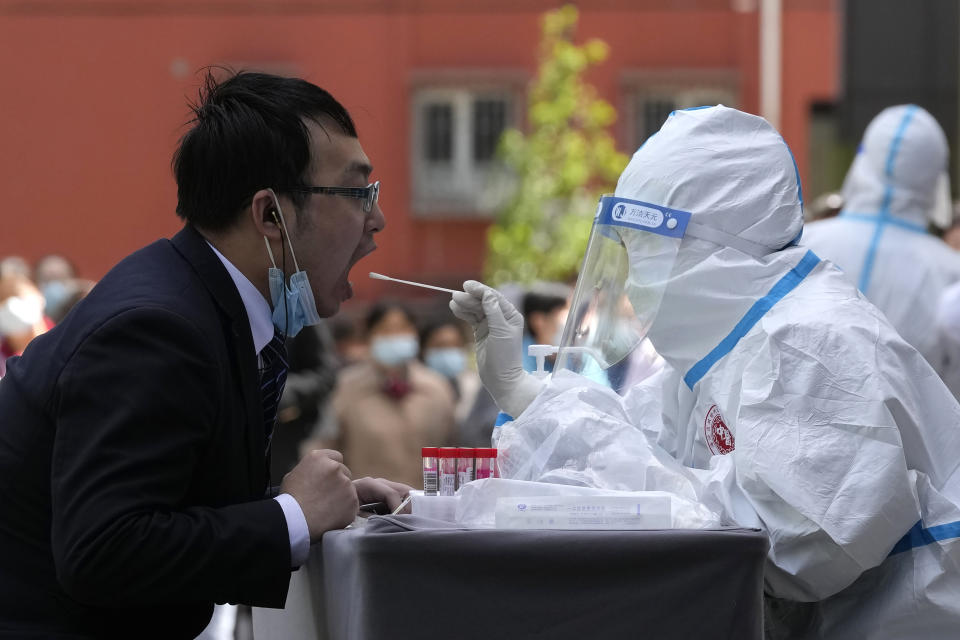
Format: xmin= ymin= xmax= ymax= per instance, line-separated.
xmin=667 ymin=105 xmax=713 ymax=119
xmin=683 ymin=250 xmax=821 ymax=390
xmin=779 ymin=136 xmax=804 ymax=209
xmin=858 ymin=105 xmax=918 ymax=294
xmin=889 ymin=519 xmax=960 ymax=556
xmin=839 ymin=212 xmax=927 ymax=234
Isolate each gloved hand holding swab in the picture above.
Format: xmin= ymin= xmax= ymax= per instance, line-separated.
xmin=369 ymin=272 xmax=459 ymax=295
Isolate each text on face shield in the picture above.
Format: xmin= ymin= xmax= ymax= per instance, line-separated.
xmin=613 ymin=203 xmax=663 ymax=228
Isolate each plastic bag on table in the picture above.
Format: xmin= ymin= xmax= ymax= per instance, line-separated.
xmin=497 ymin=370 xmax=700 ymax=501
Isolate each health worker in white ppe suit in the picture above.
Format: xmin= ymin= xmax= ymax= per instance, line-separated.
xmin=936 ymin=281 xmax=960 ymax=400
xmin=451 ymin=105 xmax=960 ymax=639
xmin=802 ymin=105 xmax=960 ymax=387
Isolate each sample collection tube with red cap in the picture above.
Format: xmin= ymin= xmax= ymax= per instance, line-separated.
xmin=422 ymin=447 xmax=439 ymax=495
xmin=438 ymin=448 xmax=458 ymax=496
xmin=475 ymin=448 xmax=498 ymax=480
xmin=457 ymin=448 xmax=476 ymax=489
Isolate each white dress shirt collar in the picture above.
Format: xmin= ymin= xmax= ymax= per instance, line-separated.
xmin=206 ymin=242 xmax=274 ymax=354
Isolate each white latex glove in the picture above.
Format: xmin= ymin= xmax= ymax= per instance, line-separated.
xmin=449 ymin=280 xmax=544 ymax=418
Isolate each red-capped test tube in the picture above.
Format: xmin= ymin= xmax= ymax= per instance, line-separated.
xmin=475 ymin=448 xmax=498 ymax=480
xmin=457 ymin=448 xmax=476 ymax=489
xmin=422 ymin=447 xmax=439 ymax=495
xmin=438 ymin=448 xmax=458 ymax=496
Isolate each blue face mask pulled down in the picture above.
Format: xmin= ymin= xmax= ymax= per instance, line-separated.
xmin=264 ymin=190 xmax=322 ymax=338
xmin=370 ymin=335 xmax=419 ymax=367
xmin=267 ymin=268 xmax=322 ymax=338
xmin=424 ymin=347 xmax=467 ymax=378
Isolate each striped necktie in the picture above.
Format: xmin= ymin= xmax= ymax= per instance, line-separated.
xmin=258 ymin=330 xmax=288 ymax=457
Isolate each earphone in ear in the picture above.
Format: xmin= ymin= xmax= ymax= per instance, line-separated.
xmin=270 ymin=210 xmax=281 ymax=226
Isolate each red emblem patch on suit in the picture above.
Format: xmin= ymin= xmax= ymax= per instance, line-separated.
xmin=704 ymin=404 xmax=735 ymax=455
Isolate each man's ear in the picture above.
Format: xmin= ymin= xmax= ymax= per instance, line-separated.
xmin=251 ymin=188 xmax=284 ymax=240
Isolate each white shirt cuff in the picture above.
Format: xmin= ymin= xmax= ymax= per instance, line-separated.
xmin=274 ymin=493 xmax=311 ymax=568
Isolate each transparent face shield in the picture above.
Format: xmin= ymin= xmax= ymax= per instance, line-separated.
xmin=555 ymin=195 xmax=690 ymax=376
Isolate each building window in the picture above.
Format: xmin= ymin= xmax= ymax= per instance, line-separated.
xmin=623 ymin=71 xmax=739 ymax=151
xmin=638 ymin=98 xmax=678 ymax=144
xmin=472 ymin=98 xmax=509 ymax=162
xmin=424 ymin=103 xmax=454 ymax=163
xmin=412 ymin=87 xmax=518 ymax=216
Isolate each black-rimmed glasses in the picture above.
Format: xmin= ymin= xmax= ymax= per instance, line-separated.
xmin=283 ymin=181 xmax=380 ymax=213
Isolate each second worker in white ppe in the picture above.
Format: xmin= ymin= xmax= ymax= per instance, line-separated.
xmin=451 ymin=105 xmax=960 ymax=639
xmin=802 ymin=105 xmax=960 ymax=391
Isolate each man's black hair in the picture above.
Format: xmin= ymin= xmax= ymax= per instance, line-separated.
xmin=173 ymin=69 xmax=357 ymax=231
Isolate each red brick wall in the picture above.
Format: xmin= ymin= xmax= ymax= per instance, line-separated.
xmin=0 ymin=0 xmax=836 ymax=302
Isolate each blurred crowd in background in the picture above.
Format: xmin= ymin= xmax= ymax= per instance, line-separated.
xmin=0 ymin=256 xmax=94 ymax=378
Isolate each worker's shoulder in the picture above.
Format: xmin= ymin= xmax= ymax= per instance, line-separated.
xmin=761 ymin=263 xmax=893 ymax=343
xmin=799 ymin=216 xmax=852 ymax=245
xmin=801 ymin=216 xmax=843 ymax=235
xmin=912 ymin=233 xmax=960 ymax=271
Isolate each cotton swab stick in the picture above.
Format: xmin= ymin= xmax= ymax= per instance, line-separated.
xmin=391 ymin=494 xmax=413 ymax=515
xmin=369 ymin=272 xmax=459 ymax=295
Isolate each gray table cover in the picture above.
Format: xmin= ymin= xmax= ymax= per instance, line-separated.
xmin=322 ymin=515 xmax=768 ymax=640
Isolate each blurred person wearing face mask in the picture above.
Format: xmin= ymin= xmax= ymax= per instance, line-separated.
xmin=0 ymin=274 xmax=52 ymax=378
xmin=31 ymin=255 xmax=96 ymax=324
xmin=324 ymin=303 xmax=455 ymax=488
xmin=0 ymin=256 xmax=31 ymax=280
xmin=452 ymin=106 xmax=960 ymax=638
xmin=33 ymin=254 xmax=76 ymax=319
xmin=419 ymin=316 xmax=484 ymax=439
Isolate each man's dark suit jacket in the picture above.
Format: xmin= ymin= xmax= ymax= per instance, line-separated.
xmin=0 ymin=225 xmax=292 ymax=638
